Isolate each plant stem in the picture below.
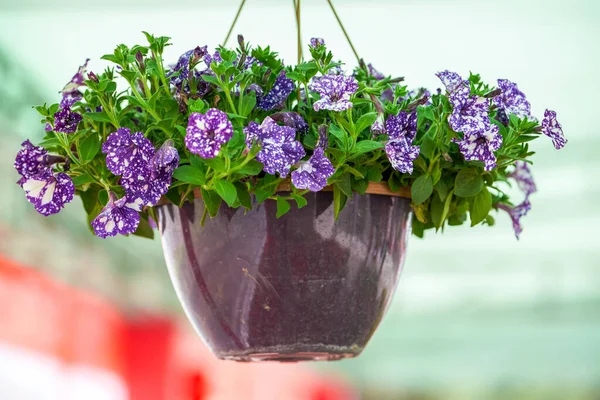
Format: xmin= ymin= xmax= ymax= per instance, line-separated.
xmin=223 ymin=0 xmax=247 ymax=46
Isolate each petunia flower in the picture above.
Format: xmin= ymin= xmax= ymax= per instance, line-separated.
xmin=61 ymin=59 xmax=90 ymax=95
xmin=121 ymin=141 xmax=179 ymax=206
xmin=257 ymin=71 xmax=294 ymax=111
xmin=453 ymin=123 xmax=503 ymax=171
xmin=91 ymin=192 xmax=144 ymax=238
xmin=53 ymin=107 xmax=82 ymax=134
xmin=540 ymin=109 xmax=567 ymax=149
xmin=497 ymin=199 xmax=531 ymax=239
xmin=19 ymin=170 xmax=74 ymax=216
xmin=507 ymin=161 xmax=537 ymax=197
xmin=384 ymin=111 xmax=420 ymax=174
xmin=14 ymin=140 xmax=49 ymax=178
xmin=317 ymin=124 xmax=329 ymax=149
xmin=310 ymin=74 xmax=358 ymax=112
xmin=448 ymin=85 xmax=492 ymax=136
xmin=185 ymin=108 xmax=233 ymax=158
xmin=167 ymin=46 xmax=208 ymax=87
xmin=60 ymin=93 xmax=82 ymax=109
xmin=291 ymin=147 xmax=335 ymax=192
xmin=493 ymin=79 xmax=531 ymax=119
xmin=270 ymin=112 xmax=309 ymax=134
xmin=309 ymin=37 xmax=325 ymax=49
xmin=436 ymin=70 xmax=469 ymax=93
xmin=102 ymin=128 xmax=156 ymax=176
xmin=244 ymin=117 xmax=305 ymax=177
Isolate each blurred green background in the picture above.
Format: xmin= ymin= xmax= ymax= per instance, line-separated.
xmin=1 ymin=0 xmax=599 ymax=398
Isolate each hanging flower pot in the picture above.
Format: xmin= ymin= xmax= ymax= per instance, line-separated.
xmin=157 ymin=185 xmax=411 ymax=361
xmin=14 ymin=1 xmax=568 ymax=362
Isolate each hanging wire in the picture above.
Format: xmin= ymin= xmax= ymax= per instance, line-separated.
xmin=223 ymin=0 xmax=247 ymax=46
xmin=293 ymin=0 xmax=303 ymax=64
xmin=325 ymin=0 xmax=361 ymax=64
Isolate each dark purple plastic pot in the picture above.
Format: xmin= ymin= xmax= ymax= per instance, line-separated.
xmin=157 ymin=191 xmax=412 ymax=362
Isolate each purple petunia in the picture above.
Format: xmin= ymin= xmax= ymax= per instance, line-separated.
xmin=384 ymin=111 xmax=420 ymax=174
xmin=453 ymin=124 xmax=503 ymax=171
xmin=257 ymin=71 xmax=294 ymax=111
xmin=14 ymin=140 xmax=49 ymax=178
xmin=91 ymin=192 xmax=144 ymax=238
xmin=60 ymin=93 xmax=82 ymax=109
xmin=61 ymin=59 xmax=90 ymax=95
xmin=167 ymin=46 xmax=208 ymax=87
xmin=371 ymin=114 xmax=386 ymax=136
xmin=291 ymin=147 xmax=335 ymax=192
xmin=121 ymin=141 xmax=179 ymax=206
xmin=317 ymin=124 xmax=329 ymax=149
xmin=19 ymin=170 xmax=74 ymax=216
xmin=270 ymin=112 xmax=309 ymax=134
xmin=508 ymin=161 xmax=537 ymax=197
xmin=493 ymin=79 xmax=531 ymax=119
xmin=541 ymin=109 xmax=567 ymax=149
xmin=53 ymin=107 xmax=82 ymax=134
xmin=244 ymin=117 xmax=305 ymax=177
xmin=436 ymin=70 xmax=469 ymax=93
xmin=498 ymin=199 xmax=531 ymax=239
xmin=102 ymin=128 xmax=156 ymax=176
xmin=309 ymin=37 xmax=325 ymax=49
xmin=185 ymin=108 xmax=233 ymax=158
xmin=310 ymin=74 xmax=358 ymax=112
xmin=448 ymin=85 xmax=492 ymax=136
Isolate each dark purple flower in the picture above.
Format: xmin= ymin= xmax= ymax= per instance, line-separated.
xmin=498 ymin=199 xmax=531 ymax=239
xmin=291 ymin=147 xmax=335 ymax=192
xmin=61 ymin=59 xmax=90 ymax=95
xmin=19 ymin=170 xmax=74 ymax=216
xmin=309 ymin=37 xmax=325 ymax=49
xmin=270 ymin=112 xmax=309 ymax=134
xmin=53 ymin=108 xmax=82 ymax=134
xmin=102 ymin=128 xmax=156 ymax=176
xmin=45 ymin=123 xmax=53 ymax=132
xmin=203 ymin=51 xmax=223 ymax=67
xmin=385 ymin=139 xmax=420 ymax=174
xmin=448 ymin=85 xmax=491 ymax=136
xmin=493 ymin=79 xmax=531 ymax=119
xmin=14 ymin=140 xmax=49 ymax=178
xmin=246 ymin=117 xmax=306 ymax=177
xmin=121 ymin=141 xmax=179 ymax=206
xmin=185 ymin=108 xmax=233 ymax=158
xmin=310 ymin=74 xmax=358 ymax=112
xmin=247 ymin=83 xmax=264 ymax=97
xmin=60 ymin=93 xmax=82 ymax=109
xmin=371 ymin=115 xmax=386 ymax=135
xmin=508 ymin=161 xmax=536 ymax=197
xmin=167 ymin=46 xmax=208 ymax=87
xmin=91 ymin=192 xmax=143 ymax=238
xmin=453 ymin=125 xmax=503 ymax=171
xmin=541 ymin=109 xmax=567 ymax=149
xmin=386 ymin=111 xmax=417 ymax=142
xmin=367 ymin=64 xmax=385 ymax=80
xmin=436 ymin=70 xmax=469 ymax=93
xmin=317 ymin=124 xmax=329 ymax=150
xmin=257 ymin=71 xmax=294 ymax=111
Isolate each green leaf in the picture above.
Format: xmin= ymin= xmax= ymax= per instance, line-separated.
xmin=435 ymin=179 xmax=449 ymax=202
xmin=188 ymin=99 xmax=207 ymax=113
xmin=239 ymin=92 xmax=257 ymax=117
xmin=296 ymin=61 xmax=318 ymax=72
xmin=343 ymin=165 xmax=364 ymax=178
xmin=351 ymin=177 xmax=369 ymax=195
xmin=202 ymin=157 xmax=226 ymax=173
xmin=329 ymin=124 xmax=348 ymax=151
xmin=430 ymin=194 xmax=444 ymax=230
xmin=201 ymin=74 xmax=221 ymax=86
xmin=38 ymin=138 xmax=62 ymax=149
xmin=132 ymin=216 xmax=155 ymax=239
xmin=235 ymin=160 xmax=263 ymax=176
xmin=470 ymin=186 xmax=492 ymax=226
xmin=173 ymin=165 xmax=206 ymax=185
xmin=366 ymin=166 xmax=383 ymax=182
xmin=411 ymin=175 xmax=433 ymax=205
xmin=454 ymin=168 xmax=484 ymax=197
xmin=214 ymin=179 xmax=237 ymax=207
xmin=419 ymin=135 xmax=436 ymax=159
xmin=514 ymin=134 xmax=539 ymax=144
xmin=254 ymin=175 xmax=280 ymax=204
xmin=333 ymin=185 xmax=348 ymax=220
xmin=276 ymin=196 xmax=291 ymax=218
xmin=350 ymin=140 xmax=384 ymax=156
xmin=354 ymin=112 xmax=378 ymax=134
xmin=388 ymin=172 xmax=402 ymax=192
xmin=83 ymin=111 xmax=113 ymax=124
xmin=291 ymin=193 xmax=308 ymax=209
xmin=79 ymin=134 xmax=101 ymax=163
xmin=234 ymin=182 xmax=252 ymax=210
xmin=336 ymin=173 xmax=352 ymax=197
xmin=201 ymin=188 xmax=221 ymax=217
xmin=72 ymin=174 xmax=94 ymax=186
